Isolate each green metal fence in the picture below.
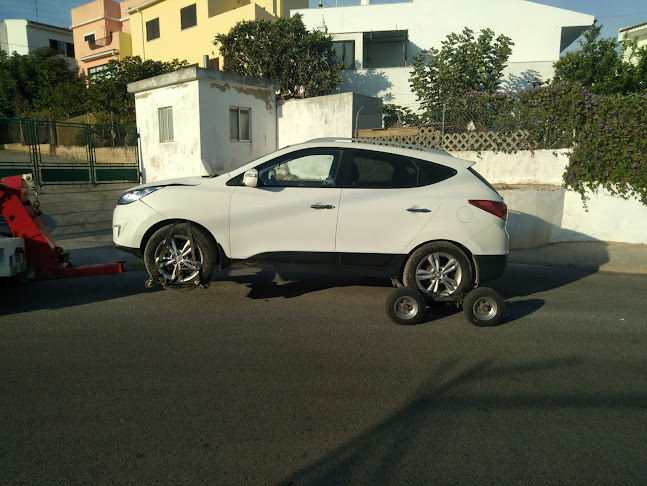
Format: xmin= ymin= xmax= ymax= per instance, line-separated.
xmin=0 ymin=117 xmax=140 ymax=186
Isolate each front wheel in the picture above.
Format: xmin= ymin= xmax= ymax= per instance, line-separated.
xmin=463 ymin=287 xmax=505 ymax=327
xmin=144 ymin=223 xmax=216 ymax=291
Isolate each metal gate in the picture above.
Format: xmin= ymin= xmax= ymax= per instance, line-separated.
xmin=0 ymin=117 xmax=140 ymax=186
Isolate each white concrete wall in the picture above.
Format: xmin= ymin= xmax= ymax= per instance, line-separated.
xmin=198 ymin=79 xmax=277 ymax=174
xmin=297 ymin=0 xmax=594 ymax=108
xmin=277 ymin=92 xmax=382 ymax=148
xmin=1 ymin=20 xmax=30 ymax=55
xmin=451 ymin=149 xmax=568 ymax=186
xmin=134 ymin=82 xmax=204 ymax=182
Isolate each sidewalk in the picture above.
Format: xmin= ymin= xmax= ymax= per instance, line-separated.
xmin=65 ymin=239 xmax=647 ymax=276
xmin=508 ymin=241 xmax=647 ymax=275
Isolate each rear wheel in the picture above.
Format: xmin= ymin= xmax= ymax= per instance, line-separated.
xmin=144 ymin=223 xmax=216 ymax=290
xmin=403 ymin=242 xmax=473 ymax=297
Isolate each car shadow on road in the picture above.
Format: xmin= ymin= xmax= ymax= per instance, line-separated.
xmin=279 ymin=356 xmax=647 ymax=485
xmin=0 ymin=271 xmax=161 ymax=317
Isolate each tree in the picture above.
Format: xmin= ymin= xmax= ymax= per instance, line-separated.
xmin=552 ymin=25 xmax=647 ymax=94
xmin=86 ymin=56 xmax=188 ymax=125
xmin=0 ymin=47 xmax=86 ymax=119
xmin=409 ymin=27 xmax=513 ymax=121
xmin=214 ymin=14 xmax=342 ymax=99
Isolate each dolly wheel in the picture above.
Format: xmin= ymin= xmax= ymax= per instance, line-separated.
xmin=463 ymin=287 xmax=505 ymax=327
xmin=385 ymin=287 xmax=427 ymax=325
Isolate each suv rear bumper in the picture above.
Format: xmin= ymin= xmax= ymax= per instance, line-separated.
xmin=474 ymin=254 xmax=508 ymax=283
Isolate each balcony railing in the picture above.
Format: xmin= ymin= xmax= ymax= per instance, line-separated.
xmin=88 ymin=34 xmax=113 ymax=49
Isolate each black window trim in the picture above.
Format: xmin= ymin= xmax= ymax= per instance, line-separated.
xmin=339 ymin=148 xmax=457 ymax=189
xmin=227 ymin=148 xmax=344 ymax=188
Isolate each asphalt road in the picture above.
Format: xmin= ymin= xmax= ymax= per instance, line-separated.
xmin=1 ymin=264 xmax=646 ymax=485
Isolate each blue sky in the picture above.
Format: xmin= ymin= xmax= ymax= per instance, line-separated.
xmin=1 ymin=0 xmax=645 ymax=44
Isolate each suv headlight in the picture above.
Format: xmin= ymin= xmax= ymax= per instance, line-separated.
xmin=118 ymin=186 xmax=163 ymax=205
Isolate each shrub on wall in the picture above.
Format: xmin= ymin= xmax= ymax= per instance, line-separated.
xmin=432 ymin=84 xmax=646 ymax=205
xmin=565 ymin=92 xmax=647 ymax=205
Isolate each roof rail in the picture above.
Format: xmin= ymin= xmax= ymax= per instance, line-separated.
xmin=305 ymin=137 xmax=449 ymax=155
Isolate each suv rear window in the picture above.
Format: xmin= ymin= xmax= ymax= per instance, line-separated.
xmin=344 ymin=150 xmax=457 ymax=189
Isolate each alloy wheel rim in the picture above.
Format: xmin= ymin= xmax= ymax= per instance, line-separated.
xmin=415 ymin=252 xmax=463 ymax=296
xmin=155 ymin=235 xmax=203 ymax=282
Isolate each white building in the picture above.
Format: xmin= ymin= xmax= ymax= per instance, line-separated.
xmin=294 ymin=0 xmax=595 ymax=109
xmin=619 ymin=21 xmax=647 ymax=63
xmin=128 ymin=67 xmax=280 ymax=182
xmin=0 ymin=19 xmax=76 ymax=69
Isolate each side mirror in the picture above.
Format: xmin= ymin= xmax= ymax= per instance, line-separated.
xmin=242 ymin=168 xmax=258 ymax=187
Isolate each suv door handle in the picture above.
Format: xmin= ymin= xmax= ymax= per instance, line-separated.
xmin=310 ymin=204 xmax=335 ymax=209
xmin=407 ymin=207 xmax=431 ymax=213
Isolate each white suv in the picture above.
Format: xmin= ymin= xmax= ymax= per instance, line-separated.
xmin=113 ymin=139 xmax=509 ymax=293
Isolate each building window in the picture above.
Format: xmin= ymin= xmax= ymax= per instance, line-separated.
xmin=332 ymin=40 xmax=355 ymax=69
xmin=180 ymin=4 xmax=197 ymax=30
xmin=229 ymin=107 xmax=250 ymax=142
xmin=49 ymin=39 xmax=75 ymax=58
xmin=87 ymin=64 xmax=108 ymax=78
xmin=83 ymin=33 xmax=96 ymax=43
xmin=159 ymin=107 xmax=174 ymax=142
xmin=146 ymin=18 xmax=160 ymax=41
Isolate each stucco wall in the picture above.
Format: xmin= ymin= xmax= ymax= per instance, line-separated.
xmin=197 ymin=78 xmax=277 ymax=174
xmin=135 ymin=81 xmax=203 ymax=182
xmin=450 ymin=149 xmax=568 ymax=186
xmin=278 ymin=92 xmax=383 ymax=148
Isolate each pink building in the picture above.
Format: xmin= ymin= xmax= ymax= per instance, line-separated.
xmin=70 ymin=0 xmax=140 ymax=78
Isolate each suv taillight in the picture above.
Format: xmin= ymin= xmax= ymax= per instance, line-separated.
xmin=469 ymin=200 xmax=508 ymax=220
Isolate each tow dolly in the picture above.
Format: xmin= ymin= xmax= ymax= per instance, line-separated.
xmin=385 ymin=284 xmax=506 ymax=327
xmin=0 ymin=174 xmax=123 ymax=280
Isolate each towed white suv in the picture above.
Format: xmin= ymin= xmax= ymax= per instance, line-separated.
xmin=113 ymin=139 xmax=509 ymax=293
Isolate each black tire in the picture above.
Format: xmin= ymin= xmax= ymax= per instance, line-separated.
xmin=385 ymin=287 xmax=427 ymax=325
xmin=402 ymin=241 xmax=473 ymax=297
xmin=463 ymin=287 xmax=505 ymax=327
xmin=144 ymin=223 xmax=216 ymax=291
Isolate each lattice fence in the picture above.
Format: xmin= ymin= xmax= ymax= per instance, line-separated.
xmin=357 ymin=125 xmax=532 ymax=152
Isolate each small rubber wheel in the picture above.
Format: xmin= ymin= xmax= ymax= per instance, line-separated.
xmin=385 ymin=287 xmax=427 ymax=325
xmin=463 ymin=287 xmax=505 ymax=327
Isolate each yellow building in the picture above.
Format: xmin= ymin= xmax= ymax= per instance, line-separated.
xmin=126 ymin=0 xmax=308 ymax=68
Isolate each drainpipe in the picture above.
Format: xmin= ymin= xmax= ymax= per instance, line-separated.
xmin=135 ymin=7 xmax=145 ymax=60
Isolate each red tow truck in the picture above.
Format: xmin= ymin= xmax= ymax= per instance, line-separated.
xmin=0 ymin=174 xmax=123 ymax=280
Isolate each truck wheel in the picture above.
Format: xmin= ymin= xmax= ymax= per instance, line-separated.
xmin=463 ymin=287 xmax=505 ymax=327
xmin=385 ymin=287 xmax=427 ymax=325
xmin=144 ymin=223 xmax=216 ymax=291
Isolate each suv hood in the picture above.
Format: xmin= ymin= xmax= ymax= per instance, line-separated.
xmin=132 ymin=175 xmax=207 ymax=190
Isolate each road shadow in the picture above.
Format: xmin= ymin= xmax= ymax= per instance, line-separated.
xmin=0 ymin=271 xmax=160 ymax=317
xmin=280 ymin=357 xmax=647 ymax=485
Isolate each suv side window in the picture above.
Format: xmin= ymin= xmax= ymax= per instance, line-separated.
xmin=342 ymin=150 xmax=455 ymax=189
xmin=257 ymin=149 xmax=341 ymax=187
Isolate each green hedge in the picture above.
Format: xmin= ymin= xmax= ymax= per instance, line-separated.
xmin=444 ymin=83 xmax=647 ymax=205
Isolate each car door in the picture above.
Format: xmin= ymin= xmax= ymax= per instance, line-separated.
xmin=229 ymin=148 xmax=342 ymax=261
xmin=335 ymin=149 xmax=448 ymax=260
